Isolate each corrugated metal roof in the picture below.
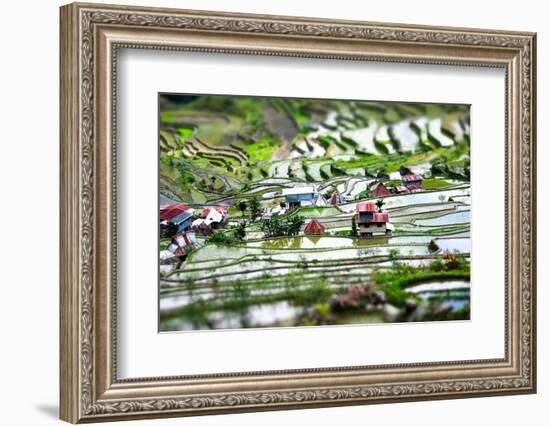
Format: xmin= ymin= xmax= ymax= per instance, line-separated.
xmin=402 ymin=174 xmax=423 ymax=182
xmin=356 ymin=201 xmax=376 ymax=212
xmin=201 ymin=207 xmax=228 ymax=218
xmin=372 ymin=182 xmax=390 ymax=196
xmin=170 ymin=211 xmax=193 ymax=224
xmin=304 ymin=219 xmax=325 ymax=235
xmin=373 ymin=212 xmax=389 ymax=222
xmin=160 ymin=203 xmax=189 ymax=221
xmin=281 ymin=186 xmax=317 ymax=196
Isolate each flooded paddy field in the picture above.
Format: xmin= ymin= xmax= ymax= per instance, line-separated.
xmin=160 ymin=186 xmax=471 ymax=331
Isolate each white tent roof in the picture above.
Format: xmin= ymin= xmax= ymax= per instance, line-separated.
xmin=314 ymin=194 xmax=328 ymax=207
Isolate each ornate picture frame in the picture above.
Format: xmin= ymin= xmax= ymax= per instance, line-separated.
xmin=60 ymin=2 xmax=536 ymax=423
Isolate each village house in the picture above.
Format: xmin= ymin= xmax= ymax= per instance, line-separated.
xmin=282 ymin=185 xmax=318 ymax=209
xmin=160 ymin=203 xmax=190 ymax=222
xmin=192 ymin=206 xmax=228 ymax=229
xmin=169 ymin=210 xmax=194 ymax=233
xmin=160 ymin=231 xmax=197 ymax=260
xmin=372 ymin=182 xmax=391 ymax=198
xmin=402 ymin=174 xmax=423 ymax=190
xmin=304 ymin=219 xmax=325 ymax=235
xmin=392 ymin=185 xmax=409 ymax=194
xmin=355 ymin=201 xmax=394 ymax=237
xmin=200 ymin=206 xmax=228 ymax=219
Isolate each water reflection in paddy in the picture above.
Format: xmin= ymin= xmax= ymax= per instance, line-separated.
xmin=161 ymin=300 xmax=304 ymax=331
xmin=433 ymin=237 xmax=471 ymax=253
xmin=246 ymin=235 xmax=434 ymax=250
xmin=415 ymin=210 xmax=470 ymax=226
xmin=407 ymin=279 xmax=470 ymax=311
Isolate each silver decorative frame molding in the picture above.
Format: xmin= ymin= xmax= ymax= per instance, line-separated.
xmin=60 ymin=2 xmax=536 ymax=423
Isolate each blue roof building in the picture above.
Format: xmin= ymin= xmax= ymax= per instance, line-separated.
xmin=282 ymin=186 xmax=318 ymax=209
xmin=169 ymin=211 xmax=194 ymax=233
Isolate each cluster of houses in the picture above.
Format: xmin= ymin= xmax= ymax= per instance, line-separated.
xmin=161 ymin=231 xmax=198 ymax=260
xmin=279 ymin=185 xmax=353 ymax=212
xmin=371 ymin=174 xmax=424 ymax=197
xmin=160 ymin=173 xmax=420 ymax=260
xmin=301 ymin=201 xmax=393 ymax=238
xmin=159 ymin=203 xmax=229 ymax=260
xmin=278 ymin=174 xmax=423 ymax=214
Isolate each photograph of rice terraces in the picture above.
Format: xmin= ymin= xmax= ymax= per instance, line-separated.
xmin=159 ymin=94 xmax=471 ymax=332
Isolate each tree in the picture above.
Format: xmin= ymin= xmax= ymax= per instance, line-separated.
xmin=260 ymin=214 xmax=304 ymax=238
xmin=351 ymin=215 xmax=358 ymax=237
xmin=249 ymin=197 xmax=261 ymax=220
xmin=375 ymin=198 xmax=385 ymax=213
xmin=260 ymin=214 xmax=282 ymax=237
xmin=234 ymin=221 xmax=247 ymax=241
xmin=288 ymin=215 xmax=305 ymax=236
xmin=206 ymin=231 xmax=237 ymax=245
xmin=236 ymin=199 xmax=248 ymax=217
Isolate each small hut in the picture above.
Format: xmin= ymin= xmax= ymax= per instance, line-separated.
xmin=313 ymin=194 xmax=329 ymax=207
xmin=402 ymin=174 xmax=423 ymax=190
xmin=372 ymin=182 xmax=391 ymax=197
xmin=165 ymin=231 xmax=197 ymax=257
xmin=304 ymin=219 xmax=325 ymax=235
xmin=330 ymin=191 xmax=343 ymax=205
xmin=393 ymin=185 xmax=409 ymax=194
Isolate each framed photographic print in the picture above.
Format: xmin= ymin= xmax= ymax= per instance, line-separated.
xmin=60 ymin=2 xmax=537 ymax=423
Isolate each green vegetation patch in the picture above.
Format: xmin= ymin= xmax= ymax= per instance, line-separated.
xmin=177 ymin=126 xmax=196 ymax=140
xmin=160 ymin=112 xmax=174 ymax=123
xmin=372 ymin=254 xmax=470 ymax=306
xmin=421 ymin=178 xmax=453 ymax=189
xmin=288 ymin=206 xmax=341 ymax=218
xmin=244 ymin=135 xmax=279 ymax=165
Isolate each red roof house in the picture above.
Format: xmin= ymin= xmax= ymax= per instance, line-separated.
xmin=304 ymin=219 xmax=325 ymax=235
xmin=372 ymin=182 xmax=391 ymax=197
xmin=372 ymin=212 xmax=389 ymax=223
xmin=165 ymin=231 xmax=197 ymax=257
xmin=200 ymin=207 xmax=228 ymax=218
xmin=356 ymin=201 xmax=376 ymax=213
xmin=394 ymin=185 xmax=409 ymax=194
xmin=355 ymin=202 xmax=392 ymax=236
xmin=160 ymin=203 xmax=189 ymax=222
xmin=402 ymin=174 xmax=423 ymax=190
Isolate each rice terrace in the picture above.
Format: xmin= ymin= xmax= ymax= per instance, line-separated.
xmin=158 ymin=94 xmax=471 ymax=331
